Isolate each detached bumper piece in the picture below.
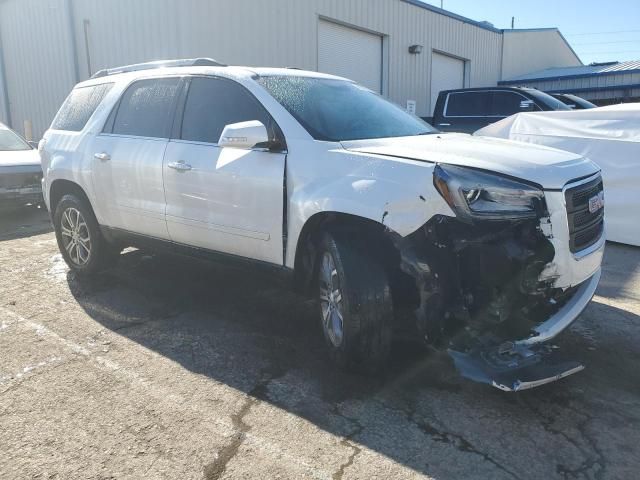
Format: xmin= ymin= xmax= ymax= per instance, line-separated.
xmin=448 ymin=343 xmax=584 ymax=392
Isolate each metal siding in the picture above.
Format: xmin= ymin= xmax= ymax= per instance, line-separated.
xmin=0 ymin=0 xmax=77 ymax=139
xmin=508 ymin=70 xmax=639 ymax=102
xmin=70 ymin=0 xmax=503 ymax=116
xmin=0 ymin=0 xmax=504 ymax=133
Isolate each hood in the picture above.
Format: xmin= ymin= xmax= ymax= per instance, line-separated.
xmin=342 ymin=133 xmax=599 ymax=190
xmin=0 ymin=148 xmax=40 ymax=167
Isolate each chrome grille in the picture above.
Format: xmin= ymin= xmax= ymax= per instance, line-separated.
xmin=565 ymin=176 xmax=604 ymax=253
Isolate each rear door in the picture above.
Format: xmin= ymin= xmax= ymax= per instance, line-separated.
xmin=91 ymin=77 xmax=181 ymax=239
xmin=163 ymin=76 xmax=286 ymax=264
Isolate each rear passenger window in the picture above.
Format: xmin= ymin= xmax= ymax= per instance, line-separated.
xmin=180 ymin=77 xmax=270 ymax=144
xmin=445 ymin=92 xmax=489 ymax=117
xmin=112 ymin=78 xmax=180 ymax=138
xmin=491 ymin=91 xmax=525 ymax=116
xmin=51 ymin=83 xmax=113 ymax=131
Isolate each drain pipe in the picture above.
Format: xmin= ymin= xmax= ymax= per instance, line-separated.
xmin=0 ymin=25 xmax=12 ymax=128
xmin=65 ymin=0 xmax=81 ymax=83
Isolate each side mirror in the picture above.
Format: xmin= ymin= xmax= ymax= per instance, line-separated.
xmin=218 ymin=120 xmax=269 ymax=150
xmin=519 ymin=100 xmax=536 ymax=112
xmin=28 ymin=140 xmax=38 ymax=149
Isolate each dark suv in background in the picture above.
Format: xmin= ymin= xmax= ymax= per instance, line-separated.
xmin=431 ymin=86 xmax=570 ymax=133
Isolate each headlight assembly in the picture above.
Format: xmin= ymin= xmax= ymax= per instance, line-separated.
xmin=433 ymin=164 xmax=545 ymax=222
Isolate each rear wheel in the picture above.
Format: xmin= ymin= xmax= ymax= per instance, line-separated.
xmin=317 ymin=231 xmax=393 ymax=374
xmin=53 ymin=194 xmax=119 ymax=275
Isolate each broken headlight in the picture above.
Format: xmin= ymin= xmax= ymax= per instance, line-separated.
xmin=433 ymin=164 xmax=544 ymax=222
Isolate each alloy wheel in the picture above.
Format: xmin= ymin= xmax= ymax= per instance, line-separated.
xmin=60 ymin=207 xmax=91 ymax=266
xmin=319 ymin=251 xmax=344 ymax=347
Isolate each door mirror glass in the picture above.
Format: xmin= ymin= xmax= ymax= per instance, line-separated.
xmin=218 ymin=120 xmax=269 ymax=149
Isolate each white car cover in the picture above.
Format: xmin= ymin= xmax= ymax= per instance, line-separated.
xmin=475 ymin=103 xmax=640 ymax=246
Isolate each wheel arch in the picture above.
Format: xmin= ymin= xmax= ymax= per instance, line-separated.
xmin=292 ymin=211 xmax=401 ymax=296
xmin=49 ymin=179 xmax=95 ymax=217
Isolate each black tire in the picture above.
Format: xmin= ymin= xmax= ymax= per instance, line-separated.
xmin=53 ymin=194 xmax=120 ymax=275
xmin=316 ymin=231 xmax=393 ymax=374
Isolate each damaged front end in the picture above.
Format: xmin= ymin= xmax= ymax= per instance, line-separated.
xmin=389 ymin=165 xmax=604 ymax=391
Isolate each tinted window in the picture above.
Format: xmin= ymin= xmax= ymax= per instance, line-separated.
xmin=258 ymin=76 xmax=435 ymax=141
xmin=51 ymin=83 xmax=113 ymax=131
xmin=491 ymin=91 xmax=525 ymax=116
xmin=112 ymin=78 xmax=180 ymax=138
xmin=181 ymin=77 xmax=270 ymax=144
xmin=0 ymin=127 xmax=30 ymax=151
xmin=445 ymin=92 xmax=489 ymax=117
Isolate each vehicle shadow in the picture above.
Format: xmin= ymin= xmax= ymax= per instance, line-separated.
xmin=596 ymin=241 xmax=640 ymax=302
xmin=0 ymin=205 xmax=52 ymax=241
xmin=67 ymin=248 xmax=640 ymax=478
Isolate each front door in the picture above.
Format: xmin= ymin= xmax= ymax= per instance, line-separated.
xmin=163 ymin=76 xmax=286 ymax=265
xmin=91 ymin=77 xmax=181 ymax=239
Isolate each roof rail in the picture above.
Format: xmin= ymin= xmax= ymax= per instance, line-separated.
xmin=90 ymin=58 xmax=226 ymax=79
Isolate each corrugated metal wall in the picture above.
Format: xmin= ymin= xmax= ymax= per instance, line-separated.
xmin=0 ymin=0 xmax=78 ymax=138
xmin=0 ymin=0 xmax=503 ymax=139
xmin=501 ymin=30 xmax=581 ymax=81
xmin=501 ymin=72 xmax=640 ymax=103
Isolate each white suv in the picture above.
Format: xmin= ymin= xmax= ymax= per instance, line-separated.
xmin=41 ymin=59 xmax=605 ymax=391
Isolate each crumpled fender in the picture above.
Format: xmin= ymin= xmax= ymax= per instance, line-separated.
xmin=284 ymin=149 xmax=454 ymax=268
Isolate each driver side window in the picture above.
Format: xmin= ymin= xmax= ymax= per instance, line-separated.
xmin=180 ymin=77 xmax=271 ymax=144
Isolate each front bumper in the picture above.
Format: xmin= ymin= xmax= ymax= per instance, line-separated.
xmin=449 ymin=268 xmax=600 ymax=391
xmin=446 ymin=173 xmax=605 ymax=391
xmin=0 ymin=165 xmax=43 ymax=207
xmin=517 ymin=267 xmax=601 ymax=346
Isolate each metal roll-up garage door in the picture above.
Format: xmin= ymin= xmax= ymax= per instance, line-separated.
xmin=318 ymin=20 xmax=383 ymax=93
xmin=430 ymin=52 xmax=465 ymax=114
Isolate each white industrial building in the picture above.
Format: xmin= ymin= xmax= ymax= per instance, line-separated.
xmin=0 ymin=0 xmax=582 ymax=139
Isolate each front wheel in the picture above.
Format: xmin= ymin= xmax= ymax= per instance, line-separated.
xmin=317 ymin=231 xmax=393 ymax=374
xmin=53 ymin=194 xmax=119 ymax=275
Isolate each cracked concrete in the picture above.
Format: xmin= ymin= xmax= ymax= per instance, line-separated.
xmin=1 ymin=206 xmax=640 ymax=479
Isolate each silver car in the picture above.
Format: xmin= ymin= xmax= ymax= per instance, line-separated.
xmin=0 ymin=123 xmax=42 ymax=208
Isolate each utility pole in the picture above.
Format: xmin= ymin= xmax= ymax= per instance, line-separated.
xmin=511 ymin=16 xmax=515 ymax=29
xmin=441 ymin=1 xmax=443 ymax=9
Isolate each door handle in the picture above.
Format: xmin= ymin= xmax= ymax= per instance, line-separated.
xmin=167 ymin=161 xmax=192 ymax=172
xmin=94 ymin=152 xmax=111 ymax=161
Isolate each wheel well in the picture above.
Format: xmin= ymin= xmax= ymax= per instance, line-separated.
xmin=292 ymin=212 xmax=403 ymax=297
xmin=49 ymin=180 xmax=93 ymax=216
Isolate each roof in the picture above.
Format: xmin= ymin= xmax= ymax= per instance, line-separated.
xmin=501 ymin=60 xmax=640 ymax=84
xmin=77 ymin=64 xmax=348 ymax=88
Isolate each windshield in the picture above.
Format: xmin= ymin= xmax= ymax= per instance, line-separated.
xmin=553 ymin=94 xmax=597 ymax=109
xmin=525 ymin=89 xmax=571 ymax=111
xmin=257 ymin=76 xmax=436 ymax=141
xmin=0 ymin=127 xmax=31 ymax=151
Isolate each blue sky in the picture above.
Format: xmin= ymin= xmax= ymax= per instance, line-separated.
xmin=419 ymin=0 xmax=640 ymax=64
